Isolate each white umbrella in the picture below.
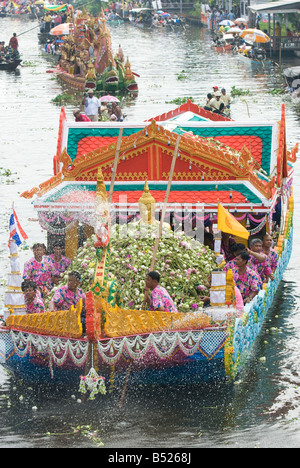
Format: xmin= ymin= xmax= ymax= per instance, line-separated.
xmin=227 ymin=27 xmax=242 ymax=33
xmin=234 ymin=17 xmax=248 ymax=23
xmin=218 ymin=20 xmax=235 ymax=26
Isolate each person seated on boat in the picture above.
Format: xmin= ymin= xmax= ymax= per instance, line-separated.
xmin=51 ymin=271 xmax=86 ymax=312
xmin=73 ymin=110 xmax=91 ymax=122
xmin=143 ymin=271 xmax=178 ymax=313
xmin=210 ymin=91 xmax=225 ymax=114
xmin=247 ymin=238 xmax=272 ymax=283
xmin=23 ymin=243 xmax=48 ymax=293
xmin=204 ymin=93 xmax=213 ymax=111
xmin=230 ymin=251 xmax=261 ymax=304
xmin=22 ymin=280 xmax=45 ymax=314
xmin=221 ymin=232 xmax=236 ymax=262
xmin=204 ymin=232 xmax=214 ymax=251
xmin=212 ymin=85 xmax=219 ymax=96
xmin=43 ymin=242 xmax=71 ymax=284
xmin=223 ymin=242 xmax=246 ymax=271
xmin=111 ymin=102 xmax=123 ymax=122
xmin=262 ymin=234 xmax=278 ymax=278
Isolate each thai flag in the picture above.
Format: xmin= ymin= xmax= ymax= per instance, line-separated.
xmin=9 ymin=207 xmax=28 ymax=247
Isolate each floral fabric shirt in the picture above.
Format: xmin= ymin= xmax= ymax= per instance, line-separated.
xmin=25 ymin=295 xmax=45 ymax=314
xmin=43 ymin=254 xmax=71 ymax=284
xmin=150 ymin=285 xmax=178 ymax=313
xmin=52 ymin=285 xmax=86 ymax=311
xmin=231 ymin=265 xmax=261 ymax=300
xmin=23 ymin=257 xmax=46 ymax=287
xmin=248 ymin=254 xmax=271 ymax=281
xmin=265 ymin=248 xmax=278 ymax=272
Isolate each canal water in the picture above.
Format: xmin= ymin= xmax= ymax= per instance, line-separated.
xmin=0 ymin=17 xmax=299 ymax=448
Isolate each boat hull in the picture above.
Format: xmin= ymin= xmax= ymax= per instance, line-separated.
xmin=237 ymin=53 xmax=272 ymax=67
xmin=0 ymin=60 xmax=22 ymax=71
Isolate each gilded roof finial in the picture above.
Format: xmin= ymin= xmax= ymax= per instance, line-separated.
xmin=138 ymin=179 xmax=156 ymax=206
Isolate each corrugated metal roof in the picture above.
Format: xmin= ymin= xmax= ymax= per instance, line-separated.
xmin=249 ymin=0 xmax=300 ymax=13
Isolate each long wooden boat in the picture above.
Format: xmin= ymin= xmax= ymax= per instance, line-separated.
xmin=0 ymin=102 xmax=297 ymax=393
xmin=0 ymin=60 xmax=22 ymax=71
xmin=236 ymin=52 xmax=272 ymax=67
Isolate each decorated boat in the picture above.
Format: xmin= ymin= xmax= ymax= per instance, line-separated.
xmin=0 ymin=102 xmax=297 ymax=395
xmin=54 ymin=9 xmax=138 ymax=95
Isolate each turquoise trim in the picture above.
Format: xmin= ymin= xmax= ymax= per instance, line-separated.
xmin=46 ymin=182 xmax=262 ymax=204
xmin=67 ymin=127 xmax=142 ymax=161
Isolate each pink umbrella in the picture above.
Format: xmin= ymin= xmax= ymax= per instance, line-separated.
xmin=99 ymin=95 xmax=120 ymax=103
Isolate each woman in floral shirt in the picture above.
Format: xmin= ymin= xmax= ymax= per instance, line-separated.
xmin=43 ymin=243 xmax=71 ymax=286
xmin=231 ymin=251 xmax=262 ymax=304
xmin=51 ymin=271 xmax=86 ymax=311
xmin=247 ymin=238 xmax=272 ymax=283
xmin=22 ymin=281 xmax=45 ymax=314
xmin=23 ymin=243 xmax=48 ymax=294
xmin=143 ymin=271 xmax=178 ymax=313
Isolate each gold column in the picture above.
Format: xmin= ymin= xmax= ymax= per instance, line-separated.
xmin=65 ymin=222 xmax=79 ymax=260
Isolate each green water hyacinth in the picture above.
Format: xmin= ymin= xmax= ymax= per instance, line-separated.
xmin=45 ymin=227 xmax=217 ymax=312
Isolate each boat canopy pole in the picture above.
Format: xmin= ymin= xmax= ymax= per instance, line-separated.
xmin=108 ymin=128 xmax=124 ymax=232
xmin=142 ymin=134 xmax=181 ymax=309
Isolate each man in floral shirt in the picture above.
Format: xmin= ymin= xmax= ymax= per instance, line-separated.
xmin=143 ymin=271 xmax=178 ymax=313
xmin=52 ymin=271 xmax=86 ymax=311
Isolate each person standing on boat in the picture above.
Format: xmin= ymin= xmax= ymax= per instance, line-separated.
xmin=262 ymin=234 xmax=278 ymax=276
xmin=143 ymin=271 xmax=178 ymax=313
xmin=22 ymin=280 xmax=45 ymax=314
xmin=51 ymin=271 xmax=86 ymax=311
xmin=247 ymin=238 xmax=272 ymax=283
xmin=9 ymin=33 xmax=18 ymax=50
xmin=82 ymin=90 xmax=101 ymax=122
xmin=44 ymin=12 xmax=52 ymax=33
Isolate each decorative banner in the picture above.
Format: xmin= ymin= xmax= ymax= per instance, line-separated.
xmin=218 ymin=204 xmax=249 ymax=239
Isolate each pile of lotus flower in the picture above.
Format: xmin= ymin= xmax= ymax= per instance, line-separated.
xmin=45 ymin=226 xmax=217 ymax=312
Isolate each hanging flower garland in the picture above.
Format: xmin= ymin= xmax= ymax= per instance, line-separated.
xmin=79 ymin=344 xmax=106 ymax=400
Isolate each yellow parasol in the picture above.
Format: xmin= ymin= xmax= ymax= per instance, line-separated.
xmin=239 ymin=28 xmax=270 ymax=44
